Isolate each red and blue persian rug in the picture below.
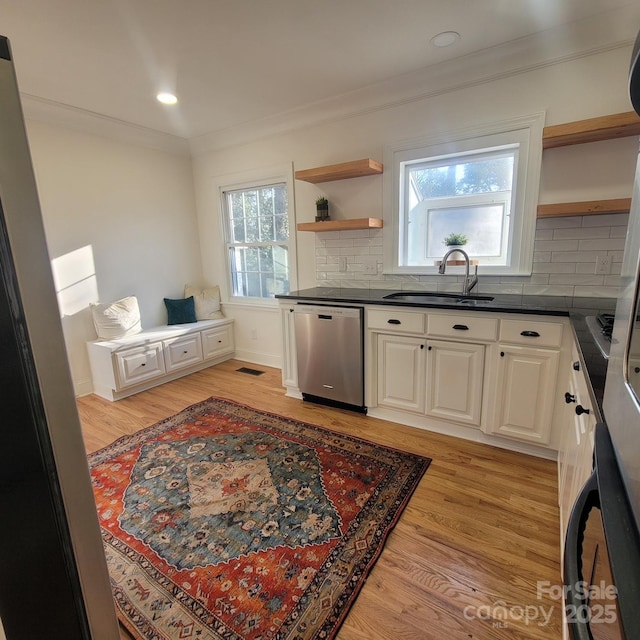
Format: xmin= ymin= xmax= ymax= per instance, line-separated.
xmin=89 ymin=397 xmax=431 ymax=640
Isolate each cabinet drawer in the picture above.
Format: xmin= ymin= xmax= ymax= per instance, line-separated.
xmin=115 ymin=343 xmax=165 ymax=388
xmin=499 ymin=319 xmax=563 ymax=348
xmin=368 ymin=308 xmax=425 ymax=333
xmin=427 ymin=314 xmax=498 ymax=341
xmin=202 ymin=325 xmax=234 ymax=359
xmin=164 ymin=334 xmax=203 ymax=372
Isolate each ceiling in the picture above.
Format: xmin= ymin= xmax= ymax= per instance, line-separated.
xmin=1 ymin=0 xmax=638 ymax=142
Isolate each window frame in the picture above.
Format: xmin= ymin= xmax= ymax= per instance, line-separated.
xmin=218 ymin=164 xmax=297 ymax=306
xmin=383 ymin=113 xmax=544 ymax=276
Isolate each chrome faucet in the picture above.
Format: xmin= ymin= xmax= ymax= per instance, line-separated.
xmin=438 ymin=248 xmax=478 ymax=295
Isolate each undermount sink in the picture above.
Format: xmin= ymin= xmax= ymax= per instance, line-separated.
xmin=383 ymin=291 xmax=494 ymax=304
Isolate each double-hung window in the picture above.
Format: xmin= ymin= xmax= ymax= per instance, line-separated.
xmin=384 ymin=114 xmax=544 ymax=275
xmin=222 ymin=177 xmax=294 ymax=301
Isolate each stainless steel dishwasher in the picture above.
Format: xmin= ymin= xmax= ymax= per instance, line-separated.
xmin=293 ymin=304 xmax=365 ymax=412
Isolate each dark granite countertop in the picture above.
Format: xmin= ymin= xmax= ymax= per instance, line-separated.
xmin=276 ymin=287 xmax=617 ymax=418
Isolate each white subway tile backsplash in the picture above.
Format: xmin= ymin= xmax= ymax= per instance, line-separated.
xmin=533 ymin=251 xmax=552 ymax=263
xmin=536 ymin=217 xmax=580 ymax=229
xmin=575 ymin=263 xmax=597 ymax=274
xmin=523 ymin=284 xmax=575 ymax=296
xmin=578 ymin=238 xmax=626 ymax=251
xmin=550 ymin=251 xmax=602 ymax=263
xmin=324 ymin=239 xmax=355 ymax=248
xmin=534 ymin=240 xmax=580 ymax=252
xmin=574 ymin=285 xmax=621 ymax=297
xmin=610 ymin=226 xmax=629 ymax=238
xmin=581 ymin=213 xmax=629 ymax=227
xmin=532 ymin=262 xmax=576 ymax=273
xmin=549 ymin=274 xmax=604 ymax=286
xmin=553 ymin=227 xmax=610 ymax=240
xmin=311 ymin=214 xmax=624 ymax=298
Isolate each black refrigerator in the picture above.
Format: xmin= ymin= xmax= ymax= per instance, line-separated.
xmin=0 ymin=37 xmax=119 ymax=639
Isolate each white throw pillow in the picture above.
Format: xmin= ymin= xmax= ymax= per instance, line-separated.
xmin=184 ymin=285 xmax=224 ymax=320
xmin=90 ymin=295 xmax=142 ymax=340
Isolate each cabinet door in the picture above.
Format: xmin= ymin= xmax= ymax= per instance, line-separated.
xmin=164 ymin=333 xmax=203 ymax=372
xmin=280 ymin=305 xmax=298 ymax=388
xmin=202 ymin=324 xmax=234 ymax=360
xmin=115 ymin=343 xmax=165 ymax=388
xmin=426 ymin=340 xmax=484 ymax=427
xmin=492 ymin=344 xmax=559 ymax=445
xmin=377 ymin=334 xmax=426 ymax=412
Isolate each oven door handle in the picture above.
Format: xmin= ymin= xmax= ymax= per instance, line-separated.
xmin=564 ymin=471 xmax=599 ymax=640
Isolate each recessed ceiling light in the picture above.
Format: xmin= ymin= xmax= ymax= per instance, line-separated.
xmin=157 ymin=92 xmax=178 ymax=105
xmin=431 ymin=31 xmax=461 ymax=48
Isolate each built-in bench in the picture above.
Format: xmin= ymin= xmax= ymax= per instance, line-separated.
xmin=87 ymin=318 xmax=234 ymax=401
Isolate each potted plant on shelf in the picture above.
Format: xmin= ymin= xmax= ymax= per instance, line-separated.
xmin=315 ymin=197 xmax=329 ymax=222
xmin=443 ymin=232 xmax=468 ymax=250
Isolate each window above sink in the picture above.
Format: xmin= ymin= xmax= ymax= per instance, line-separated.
xmin=383 ymin=113 xmax=544 ymax=277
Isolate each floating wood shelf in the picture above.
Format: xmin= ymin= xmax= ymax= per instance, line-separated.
xmin=297 ymin=217 xmax=383 ymax=232
xmin=294 ymin=158 xmax=383 ymax=183
xmin=542 ymin=111 xmax=640 ymax=149
xmin=537 ymin=198 xmax=632 ymax=218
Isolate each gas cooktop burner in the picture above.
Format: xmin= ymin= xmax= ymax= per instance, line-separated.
xmin=596 ymin=313 xmax=615 ymax=341
xmin=585 ymin=315 xmax=613 ymax=359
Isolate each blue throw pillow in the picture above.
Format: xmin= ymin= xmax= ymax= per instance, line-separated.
xmin=164 ymin=296 xmax=197 ymax=325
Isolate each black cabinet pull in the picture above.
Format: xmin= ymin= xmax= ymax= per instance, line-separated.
xmin=572 ymin=361 xmax=580 ymax=371
xmin=500 ymin=351 xmax=505 ymax=357
xmin=635 ymin=367 xmax=640 ymax=374
xmin=452 ymin=324 xmax=469 ymax=331
xmin=520 ymin=330 xmax=540 ymax=337
xmin=420 ymin=344 xmax=424 ymax=349
xmin=387 ymin=319 xmax=401 ymax=325
xmin=565 ymin=392 xmax=576 ymax=404
xmin=575 ymin=405 xmax=591 ymax=416
xmin=428 ymin=345 xmax=432 ymax=351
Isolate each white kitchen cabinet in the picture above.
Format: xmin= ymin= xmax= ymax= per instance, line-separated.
xmin=426 ymin=340 xmax=484 ymax=426
xmin=88 ymin=319 xmax=234 ymax=401
xmin=280 ymin=304 xmax=299 ymax=392
xmin=491 ymin=344 xmax=560 ymax=445
xmin=280 ymin=299 xmax=573 ymax=457
xmin=377 ymin=334 xmax=426 ymax=412
xmin=558 ymin=346 xmax=597 ymax=554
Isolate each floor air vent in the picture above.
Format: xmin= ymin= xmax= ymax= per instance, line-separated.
xmin=236 ymin=367 xmax=265 ymax=376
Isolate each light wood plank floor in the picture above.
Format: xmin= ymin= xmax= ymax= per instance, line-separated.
xmin=77 ymin=359 xmax=563 ymax=640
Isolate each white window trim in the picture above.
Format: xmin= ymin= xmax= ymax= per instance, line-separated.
xmin=216 ymin=163 xmax=298 ymax=307
xmin=382 ymin=112 xmax=545 ymax=276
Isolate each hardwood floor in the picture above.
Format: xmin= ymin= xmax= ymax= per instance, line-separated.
xmin=77 ymin=359 xmax=563 ymax=640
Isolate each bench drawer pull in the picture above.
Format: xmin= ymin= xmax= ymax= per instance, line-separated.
xmin=520 ymin=330 xmax=540 ymax=337
xmin=452 ymin=324 xmax=469 ymax=331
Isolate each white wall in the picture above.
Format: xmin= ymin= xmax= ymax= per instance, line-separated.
xmin=25 ymin=121 xmax=202 ymax=395
xmin=192 ymin=44 xmax=638 ymax=365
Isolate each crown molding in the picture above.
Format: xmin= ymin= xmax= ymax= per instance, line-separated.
xmin=189 ymin=3 xmax=640 ymax=155
xmin=22 ymin=93 xmax=190 ymax=156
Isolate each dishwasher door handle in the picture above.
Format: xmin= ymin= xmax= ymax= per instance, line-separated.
xmin=318 ymin=314 xmax=333 ymax=320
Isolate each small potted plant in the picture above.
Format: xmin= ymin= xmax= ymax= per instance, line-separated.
xmin=443 ymin=232 xmax=468 ymax=249
xmin=315 ymin=197 xmax=329 ymax=222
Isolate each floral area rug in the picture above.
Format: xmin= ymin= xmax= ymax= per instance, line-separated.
xmin=89 ymin=397 xmax=431 ymax=640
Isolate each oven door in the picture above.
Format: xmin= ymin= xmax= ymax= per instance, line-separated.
xmin=564 ymin=423 xmax=640 ymax=639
